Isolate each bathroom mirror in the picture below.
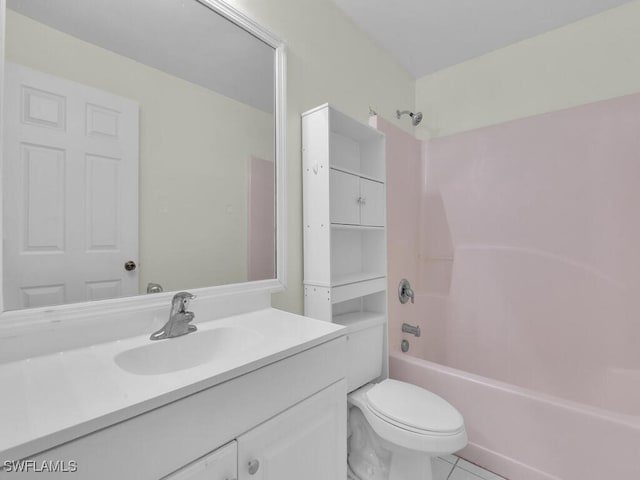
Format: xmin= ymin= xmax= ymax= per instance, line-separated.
xmin=0 ymin=0 xmax=286 ymax=316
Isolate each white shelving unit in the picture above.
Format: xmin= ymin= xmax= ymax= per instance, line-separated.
xmin=302 ymin=104 xmax=387 ymax=328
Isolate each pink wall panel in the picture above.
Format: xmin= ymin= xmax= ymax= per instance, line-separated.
xmin=247 ymin=157 xmax=275 ymax=281
xmin=386 ymin=87 xmax=640 ymax=480
xmin=376 ymin=117 xmax=422 ymax=354
xmin=418 ymin=91 xmax=640 ymax=412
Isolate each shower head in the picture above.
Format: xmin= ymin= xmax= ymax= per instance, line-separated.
xmin=396 ymin=109 xmax=423 ymax=126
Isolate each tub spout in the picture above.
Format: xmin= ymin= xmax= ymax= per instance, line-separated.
xmin=402 ymin=323 xmax=421 ymax=337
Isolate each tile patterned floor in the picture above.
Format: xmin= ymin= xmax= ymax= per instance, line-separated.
xmin=433 ymin=455 xmax=507 ymax=480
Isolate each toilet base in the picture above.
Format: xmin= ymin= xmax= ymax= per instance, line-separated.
xmin=348 ymin=449 xmax=433 ymax=480
xmin=387 ymin=448 xmax=432 ymax=480
xmin=348 ymin=406 xmax=434 ymax=480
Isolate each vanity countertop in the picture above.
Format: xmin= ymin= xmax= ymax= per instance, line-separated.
xmin=0 ymin=308 xmax=344 ymax=461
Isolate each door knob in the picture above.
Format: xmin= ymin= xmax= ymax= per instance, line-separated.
xmin=248 ymin=459 xmax=260 ymax=475
xmin=124 ymin=260 xmax=137 ymax=272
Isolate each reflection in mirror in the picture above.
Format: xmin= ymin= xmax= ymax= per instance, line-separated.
xmin=3 ymin=0 xmax=277 ymax=311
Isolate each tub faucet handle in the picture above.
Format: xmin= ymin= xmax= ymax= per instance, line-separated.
xmin=398 ymin=278 xmax=415 ymax=304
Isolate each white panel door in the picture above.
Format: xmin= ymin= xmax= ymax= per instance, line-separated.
xmin=359 ymin=179 xmax=385 ymax=226
xmin=3 ymin=63 xmax=139 ymax=309
xmin=330 ymin=169 xmax=360 ymax=225
xmin=237 ymin=380 xmax=346 ymax=480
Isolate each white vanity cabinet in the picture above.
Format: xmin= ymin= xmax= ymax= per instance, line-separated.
xmin=164 ymin=442 xmax=237 ymax=480
xmin=16 ymin=336 xmax=346 ymax=480
xmin=168 ymin=379 xmax=345 ymax=480
xmin=237 ymin=381 xmax=345 ymax=480
xmin=302 ymin=104 xmax=387 ymax=325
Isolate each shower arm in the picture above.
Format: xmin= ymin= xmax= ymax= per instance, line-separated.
xmin=396 ymin=109 xmax=423 ymax=126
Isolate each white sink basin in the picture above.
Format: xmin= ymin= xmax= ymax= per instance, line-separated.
xmin=114 ymin=326 xmax=263 ymax=375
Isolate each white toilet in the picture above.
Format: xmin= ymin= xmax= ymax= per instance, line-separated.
xmin=341 ymin=318 xmax=467 ymax=480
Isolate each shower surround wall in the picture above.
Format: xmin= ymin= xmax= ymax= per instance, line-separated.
xmin=378 ymin=117 xmax=422 ymax=353
xmin=385 ymin=93 xmax=640 ymax=479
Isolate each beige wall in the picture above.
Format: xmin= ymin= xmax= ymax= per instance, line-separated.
xmin=6 ymin=10 xmax=274 ymax=294
xmin=415 ymin=0 xmax=640 ymax=139
xmin=226 ymin=0 xmax=416 ymax=313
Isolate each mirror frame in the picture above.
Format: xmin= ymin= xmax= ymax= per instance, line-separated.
xmin=0 ymin=0 xmax=287 ymax=328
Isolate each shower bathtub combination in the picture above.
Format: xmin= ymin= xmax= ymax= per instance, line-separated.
xmin=379 ymin=92 xmax=640 ymax=480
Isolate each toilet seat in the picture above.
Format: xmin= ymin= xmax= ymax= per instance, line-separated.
xmin=365 ymin=379 xmax=465 ymax=435
xmin=348 ymin=380 xmax=467 ymax=454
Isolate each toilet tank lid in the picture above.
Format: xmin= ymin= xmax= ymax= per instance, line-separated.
xmin=365 ymin=379 xmax=464 ymax=434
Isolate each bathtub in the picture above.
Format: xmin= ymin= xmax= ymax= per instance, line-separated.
xmin=389 ymin=351 xmax=640 ymax=480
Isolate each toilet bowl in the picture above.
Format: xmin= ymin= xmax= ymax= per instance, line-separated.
xmin=334 ymin=317 xmax=466 ymax=479
xmin=347 ymin=379 xmax=467 ymax=480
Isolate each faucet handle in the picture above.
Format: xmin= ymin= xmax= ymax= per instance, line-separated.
xmin=172 ymin=291 xmax=196 ymax=313
xmin=173 ymin=291 xmax=196 ymax=301
xmin=398 ymin=279 xmax=415 ymax=305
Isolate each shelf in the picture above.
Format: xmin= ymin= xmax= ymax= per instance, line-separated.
xmin=331 ymin=229 xmax=386 ymax=281
xmin=303 ymin=104 xmax=387 ymax=322
xmin=302 ymin=273 xmax=386 ymax=289
xmin=333 ymin=311 xmax=386 ymax=333
xmin=301 ymin=104 xmax=383 ymax=142
xmin=329 ymin=166 xmax=384 ymax=184
xmin=331 ymin=272 xmax=385 ymax=287
xmin=331 ymin=223 xmax=385 ymax=231
xmin=331 ymin=275 xmax=386 ymax=304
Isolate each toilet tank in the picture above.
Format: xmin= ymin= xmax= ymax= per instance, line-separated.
xmin=334 ymin=315 xmax=385 ymax=392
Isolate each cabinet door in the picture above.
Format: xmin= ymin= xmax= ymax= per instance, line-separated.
xmin=164 ymin=442 xmax=237 ymax=480
xmin=330 ymin=169 xmax=360 ymax=225
xmin=237 ymin=380 xmax=346 ymax=480
xmin=359 ymin=179 xmax=385 ymax=226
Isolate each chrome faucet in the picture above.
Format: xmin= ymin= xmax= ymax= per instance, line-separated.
xmin=150 ymin=292 xmax=197 ymax=340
